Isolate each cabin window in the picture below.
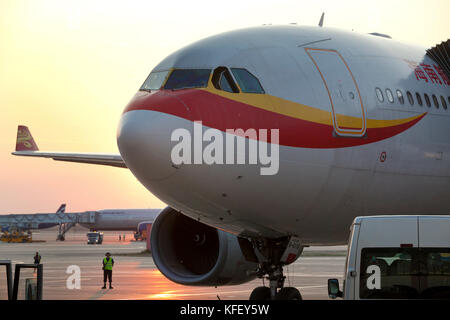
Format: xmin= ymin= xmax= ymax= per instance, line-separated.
xmin=416 ymin=93 xmax=423 ymax=107
xmin=386 ymin=89 xmax=394 ymax=103
xmin=440 ymin=96 xmax=447 ymax=110
xmin=375 ymin=88 xmax=384 ymax=102
xmin=396 ymin=90 xmax=404 ymax=104
xmin=230 ymin=68 xmax=265 ymax=93
xmin=211 ymin=67 xmax=239 ymax=93
xmin=164 ymin=69 xmax=211 ymax=90
xmin=424 ymin=93 xmax=431 ymax=108
xmin=432 ymin=94 xmax=439 ymax=109
xmin=406 ymin=91 xmax=414 ymax=106
xmin=140 ymin=70 xmax=170 ymax=91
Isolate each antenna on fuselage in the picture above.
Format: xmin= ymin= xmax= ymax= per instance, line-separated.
xmin=318 ymin=12 xmax=325 ymax=27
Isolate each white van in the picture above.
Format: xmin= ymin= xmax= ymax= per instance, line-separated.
xmin=328 ymin=216 xmax=450 ymax=299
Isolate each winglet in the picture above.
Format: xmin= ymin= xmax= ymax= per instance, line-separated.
xmin=15 ymin=125 xmax=39 ymax=151
xmin=318 ymin=12 xmax=325 ymax=27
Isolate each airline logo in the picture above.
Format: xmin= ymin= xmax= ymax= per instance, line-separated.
xmin=405 ymin=60 xmax=450 ymax=86
xmin=16 ymin=125 xmax=39 ymax=151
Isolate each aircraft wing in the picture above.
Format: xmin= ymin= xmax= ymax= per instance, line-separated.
xmin=12 ymin=125 xmax=127 ymax=168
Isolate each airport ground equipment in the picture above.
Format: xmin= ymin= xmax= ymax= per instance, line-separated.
xmin=12 ymin=263 xmax=43 ymax=300
xmin=133 ymin=230 xmax=147 ymax=241
xmin=0 ymin=210 xmax=97 ymax=240
xmin=0 ymin=230 xmax=32 ymax=243
xmin=0 ymin=260 xmax=13 ymax=300
xmin=328 ymin=216 xmax=450 ymax=300
xmin=87 ymin=231 xmax=103 ymax=244
xmin=56 ymin=222 xmax=76 ymax=241
xmin=0 ymin=208 xmax=159 ymax=240
xmin=136 ymin=221 xmax=152 ymax=241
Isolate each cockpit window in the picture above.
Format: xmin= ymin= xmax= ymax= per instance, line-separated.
xmin=230 ymin=68 xmax=265 ymax=94
xmin=211 ymin=67 xmax=239 ymax=93
xmin=163 ymin=69 xmax=211 ymax=90
xmin=140 ymin=70 xmax=170 ymax=91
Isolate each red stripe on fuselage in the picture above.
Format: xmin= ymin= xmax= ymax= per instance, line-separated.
xmin=124 ymin=89 xmax=425 ymax=149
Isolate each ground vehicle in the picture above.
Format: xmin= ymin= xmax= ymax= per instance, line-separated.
xmin=0 ymin=230 xmax=32 ymax=243
xmin=87 ymin=231 xmax=103 ymax=244
xmin=329 ymin=216 xmax=450 ymax=299
xmin=134 ymin=221 xmax=152 ymax=241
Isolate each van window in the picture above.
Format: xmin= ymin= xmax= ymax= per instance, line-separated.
xmin=140 ymin=70 xmax=170 ymax=91
xmin=359 ymin=248 xmax=450 ymax=299
xmin=230 ymin=68 xmax=265 ymax=93
xmin=164 ymin=69 xmax=211 ymax=90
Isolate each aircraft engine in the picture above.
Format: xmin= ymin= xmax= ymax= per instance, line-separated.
xmin=150 ymin=206 xmax=258 ymax=286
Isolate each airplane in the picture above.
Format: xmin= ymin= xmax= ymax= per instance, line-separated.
xmin=12 ymin=15 xmax=450 ymax=299
xmin=0 ymin=202 xmax=160 ymax=239
xmin=78 ymin=208 xmax=160 ymax=232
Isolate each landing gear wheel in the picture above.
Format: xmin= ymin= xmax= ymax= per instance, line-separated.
xmin=276 ymin=287 xmax=302 ymax=300
xmin=249 ymin=286 xmax=271 ymax=300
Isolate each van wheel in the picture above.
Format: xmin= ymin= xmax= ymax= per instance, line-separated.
xmin=276 ymin=287 xmax=302 ymax=300
xmin=249 ymin=286 xmax=271 ymax=300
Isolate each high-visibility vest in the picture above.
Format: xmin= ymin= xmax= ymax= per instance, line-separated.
xmin=103 ymin=257 xmax=113 ymax=270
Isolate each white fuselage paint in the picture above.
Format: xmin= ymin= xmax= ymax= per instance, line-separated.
xmin=79 ymin=209 xmax=160 ymax=231
xmin=117 ymin=26 xmax=450 ymax=245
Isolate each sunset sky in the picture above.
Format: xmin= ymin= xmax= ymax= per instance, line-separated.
xmin=0 ymin=0 xmax=448 ymax=214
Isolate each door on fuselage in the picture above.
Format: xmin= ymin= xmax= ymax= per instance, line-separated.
xmin=306 ymin=48 xmax=366 ymax=137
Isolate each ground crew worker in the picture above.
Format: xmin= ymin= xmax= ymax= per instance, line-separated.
xmin=102 ymin=252 xmax=114 ymax=289
xmin=33 ymin=252 xmax=41 ymax=264
xmin=33 ymin=252 xmax=41 ymax=272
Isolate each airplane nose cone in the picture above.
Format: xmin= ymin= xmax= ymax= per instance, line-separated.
xmin=117 ymin=93 xmax=191 ymax=181
xmin=117 ymin=110 xmax=174 ymax=181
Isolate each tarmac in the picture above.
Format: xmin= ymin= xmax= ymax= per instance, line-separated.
xmin=0 ymin=226 xmax=346 ymax=300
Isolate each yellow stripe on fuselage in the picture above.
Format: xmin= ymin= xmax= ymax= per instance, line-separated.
xmin=202 ymin=87 xmax=426 ymax=129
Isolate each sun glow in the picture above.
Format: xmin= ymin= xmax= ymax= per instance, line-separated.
xmin=1 ymin=0 xmax=448 ymax=213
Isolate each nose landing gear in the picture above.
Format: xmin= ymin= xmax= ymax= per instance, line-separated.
xmin=247 ymin=236 xmax=303 ymax=300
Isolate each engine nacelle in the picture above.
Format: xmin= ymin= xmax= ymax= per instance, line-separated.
xmin=150 ymin=207 xmax=258 ymax=286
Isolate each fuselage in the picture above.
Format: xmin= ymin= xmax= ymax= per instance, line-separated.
xmin=117 ymin=25 xmax=450 ymax=245
xmin=79 ymin=209 xmax=160 ymax=231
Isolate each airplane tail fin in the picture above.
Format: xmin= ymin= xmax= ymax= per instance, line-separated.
xmin=56 ymin=204 xmax=66 ymax=214
xmin=318 ymin=12 xmax=325 ymax=27
xmin=15 ymin=125 xmax=39 ymax=151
